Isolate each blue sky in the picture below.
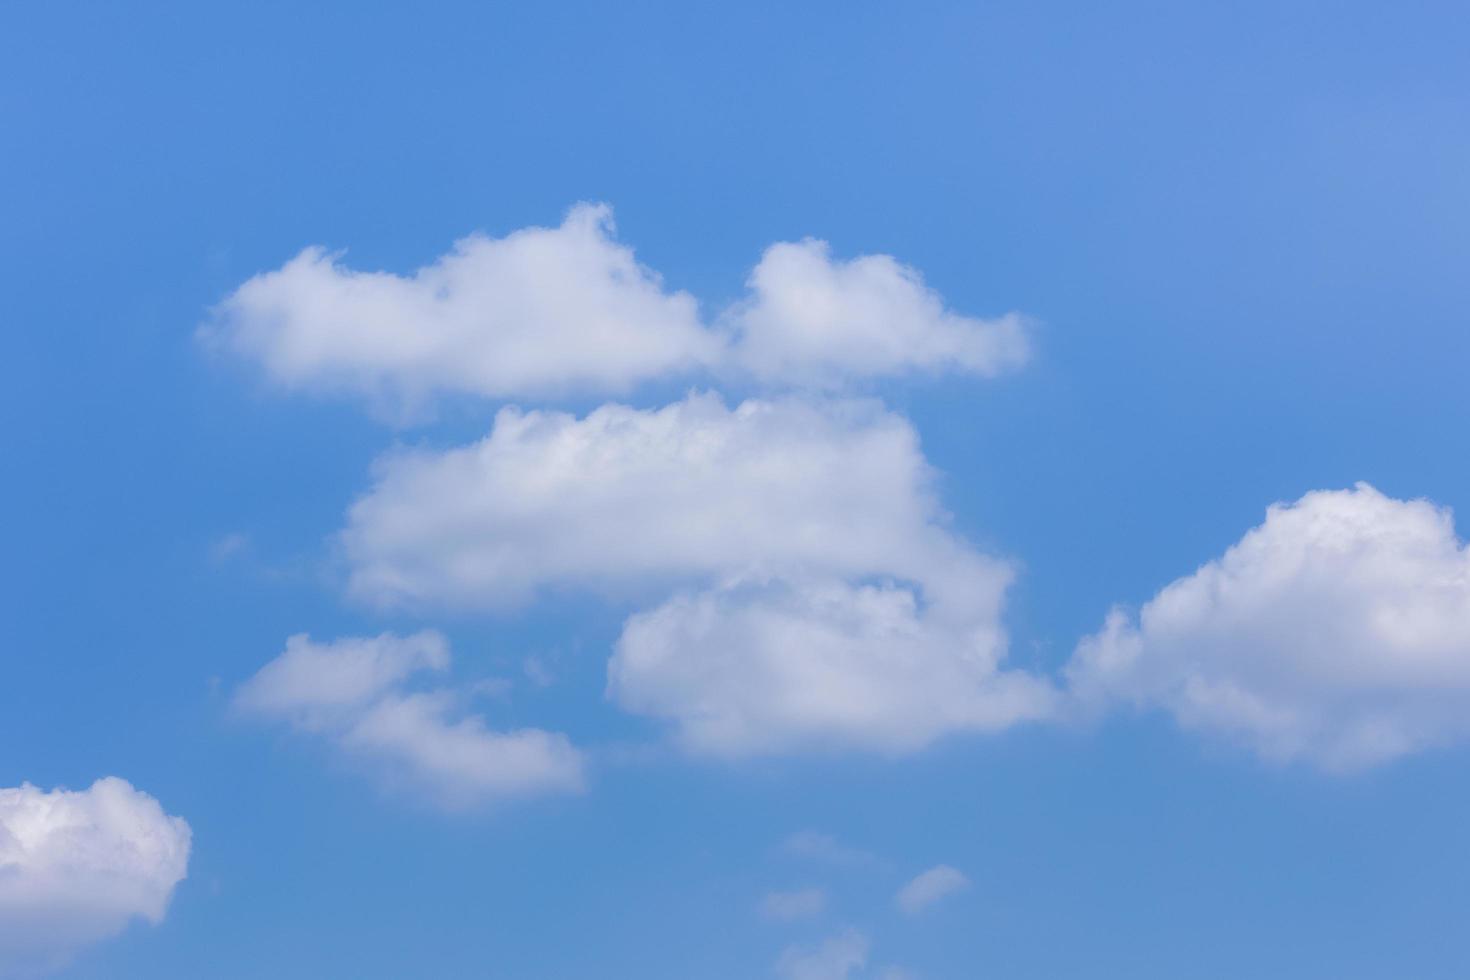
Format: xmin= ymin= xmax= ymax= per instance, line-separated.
xmin=4 ymin=2 xmax=1470 ymax=977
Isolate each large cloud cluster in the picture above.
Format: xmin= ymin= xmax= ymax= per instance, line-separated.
xmin=215 ymin=206 xmax=1051 ymax=768
xmin=339 ymin=392 xmax=1052 ymax=755
xmin=215 ymin=204 xmax=1470 ymax=780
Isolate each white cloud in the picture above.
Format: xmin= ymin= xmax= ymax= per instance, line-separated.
xmin=235 ymin=632 xmax=584 ymax=805
xmin=895 ymin=865 xmax=969 ymax=916
xmin=760 ymin=887 xmax=827 ymax=922
xmin=341 ymin=393 xmax=1003 ymax=614
xmin=1068 ymin=484 xmax=1470 ymax=769
xmin=234 ymin=630 xmax=450 ymax=725
xmin=203 ymin=204 xmax=717 ymax=418
xmin=207 ymin=207 xmax=1039 ymax=768
xmin=0 ymin=778 xmax=191 ymax=976
xmin=338 ymin=394 xmax=1052 ymax=755
xmin=609 ymin=576 xmax=1055 ymax=756
xmin=730 ymin=238 xmax=1028 ymax=387
xmin=338 ymin=693 xmax=584 ymax=802
xmin=776 ymin=929 xmax=870 ymax=980
xmin=206 ymin=204 xmax=1027 ymax=416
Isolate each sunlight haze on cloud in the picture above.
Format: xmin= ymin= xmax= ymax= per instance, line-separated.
xmin=0 ymin=778 xmax=190 ymax=976
xmin=1068 ymin=484 xmax=1470 ymax=769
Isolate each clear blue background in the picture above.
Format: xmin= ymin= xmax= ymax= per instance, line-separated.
xmin=3 ymin=2 xmax=1469 ymax=976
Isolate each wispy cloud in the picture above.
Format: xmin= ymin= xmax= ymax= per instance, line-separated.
xmin=760 ymin=887 xmax=827 ymax=922
xmin=235 ymin=632 xmax=584 ymax=807
xmin=776 ymin=928 xmax=869 ymax=980
xmin=895 ymin=865 xmax=969 ymax=916
xmin=782 ymin=832 xmax=877 ymax=867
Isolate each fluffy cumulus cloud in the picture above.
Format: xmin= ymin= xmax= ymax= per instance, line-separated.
xmin=609 ymin=577 xmax=1054 ymax=756
xmin=0 ymin=778 xmax=190 ymax=975
xmin=895 ymin=864 xmax=970 ymax=916
xmin=206 ymin=204 xmax=1026 ymax=415
xmin=340 ymin=394 xmax=1053 ymax=755
xmin=203 ymin=204 xmax=717 ymax=415
xmin=731 ymin=238 xmax=1028 ymax=387
xmin=1068 ymin=484 xmax=1470 ymax=769
xmin=343 ymin=393 xmax=999 ymax=612
xmin=235 ymin=632 xmax=584 ymax=805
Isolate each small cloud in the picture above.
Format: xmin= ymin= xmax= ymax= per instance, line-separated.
xmin=234 ymin=632 xmax=584 ymax=808
xmin=208 ymin=531 xmax=250 ymax=563
xmin=760 ymin=887 xmax=826 ymax=922
xmin=782 ymin=831 xmax=875 ymax=867
xmin=895 ymin=865 xmax=969 ymax=916
xmin=523 ymin=656 xmax=556 ymax=688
